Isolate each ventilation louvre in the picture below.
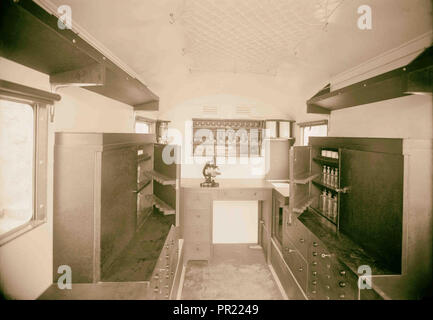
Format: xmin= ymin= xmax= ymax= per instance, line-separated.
xmin=236 ymin=106 xmax=251 ymax=115
xmin=202 ymin=106 xmax=218 ymax=114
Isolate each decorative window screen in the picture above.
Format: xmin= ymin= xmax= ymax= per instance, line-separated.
xmin=192 ymin=118 xmax=264 ymax=158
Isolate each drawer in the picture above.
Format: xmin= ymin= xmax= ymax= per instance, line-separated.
xmin=183 ymin=208 xmax=211 ymax=227
xmin=186 ymin=241 xmax=212 ymax=260
xmin=284 ymin=224 xmax=310 ymax=259
xmin=282 ymin=237 xmax=308 ymax=292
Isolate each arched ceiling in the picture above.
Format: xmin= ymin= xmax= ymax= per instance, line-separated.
xmin=46 ymin=0 xmax=432 ymax=101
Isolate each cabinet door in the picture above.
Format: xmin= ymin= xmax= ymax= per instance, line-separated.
xmin=289 ymin=146 xmax=312 ymax=213
xmin=340 ymin=149 xmax=403 ymax=273
xmin=100 ymin=146 xmax=137 ymax=273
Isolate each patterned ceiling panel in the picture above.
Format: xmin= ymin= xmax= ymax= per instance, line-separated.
xmin=180 ymin=0 xmax=344 ymax=75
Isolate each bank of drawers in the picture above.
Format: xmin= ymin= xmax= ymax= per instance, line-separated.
xmin=283 ymin=215 xmax=360 ymax=300
xmin=282 ymin=236 xmax=308 ymax=292
xmin=307 ymin=234 xmax=358 ymax=300
xmin=149 ymin=225 xmax=179 ymax=300
xmin=183 ymin=190 xmax=212 ymax=260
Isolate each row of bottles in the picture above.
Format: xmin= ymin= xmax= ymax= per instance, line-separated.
xmin=319 ymin=191 xmax=337 ymax=222
xmin=322 ymin=165 xmax=339 ymax=187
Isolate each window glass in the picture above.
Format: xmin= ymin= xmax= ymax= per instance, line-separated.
xmin=0 ymin=100 xmax=34 ymax=236
xmin=302 ymin=124 xmax=327 ymax=146
xmin=135 ymin=121 xmax=150 ymax=134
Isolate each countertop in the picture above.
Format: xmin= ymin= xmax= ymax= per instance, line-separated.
xmin=298 ymin=209 xmax=396 ymax=276
xmin=181 ymin=178 xmax=275 ymax=189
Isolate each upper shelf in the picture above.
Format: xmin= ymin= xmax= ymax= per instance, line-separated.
xmin=0 ymin=0 xmax=159 ymax=110
xmin=306 ymin=46 xmax=433 ymax=114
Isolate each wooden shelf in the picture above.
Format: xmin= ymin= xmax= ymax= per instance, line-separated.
xmin=293 ymin=196 xmax=315 ymax=214
xmin=309 ymin=206 xmax=337 ymax=226
xmin=136 ymin=179 xmax=152 ymax=193
xmin=313 ymin=156 xmax=339 ymax=166
xmin=312 ymin=178 xmax=339 ymax=193
xmin=148 ymin=170 xmax=176 ymax=186
xmin=137 ymin=154 xmax=152 ymax=163
xmin=0 ymin=0 xmax=158 ymax=110
xmin=152 ymin=195 xmax=175 ymax=216
xmin=306 ymin=46 xmax=433 ymax=114
xmin=293 ymin=172 xmax=320 ymax=184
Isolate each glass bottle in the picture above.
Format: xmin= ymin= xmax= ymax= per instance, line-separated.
xmin=327 ymin=192 xmax=333 ymax=218
xmin=332 ymin=195 xmax=338 ymax=222
xmin=334 ymin=169 xmax=339 ymax=188
xmin=319 ymin=190 xmax=326 ymax=211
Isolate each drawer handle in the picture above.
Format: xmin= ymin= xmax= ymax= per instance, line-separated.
xmin=299 ymin=238 xmax=305 ymax=243
xmin=313 ymin=242 xmax=318 ymax=247
xmin=312 ymin=251 xmax=318 ymax=257
xmin=339 ymin=270 xmax=346 ymax=276
xmin=298 ymin=267 xmax=304 ymax=272
xmin=285 ymin=247 xmax=296 ymax=253
xmin=312 ymin=271 xmax=317 ymax=276
xmin=312 ymin=261 xmax=318 ymax=266
xmin=311 ymin=290 xmax=317 ymax=294
xmin=312 ymin=280 xmax=317 ymax=285
xmin=321 ymin=253 xmax=332 ymax=258
xmin=339 ymin=281 xmax=346 ymax=288
xmin=339 ymin=294 xmax=345 ymax=299
xmin=325 ymin=285 xmax=330 ymax=290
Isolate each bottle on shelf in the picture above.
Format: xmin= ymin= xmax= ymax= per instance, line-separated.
xmin=327 ymin=191 xmax=333 ymax=218
xmin=325 ymin=166 xmax=331 ymax=185
xmin=330 ymin=168 xmax=335 ymax=187
xmin=334 ymin=168 xmax=339 ymax=188
xmin=322 ymin=165 xmax=327 ymax=183
xmin=319 ymin=190 xmax=327 ymax=211
xmin=332 ymin=195 xmax=338 ymax=222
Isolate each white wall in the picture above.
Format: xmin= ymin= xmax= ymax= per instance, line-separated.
xmin=155 ymin=72 xmax=299 ymax=179
xmin=0 ymin=57 xmax=134 ymax=299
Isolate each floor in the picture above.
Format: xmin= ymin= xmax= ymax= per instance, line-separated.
xmin=181 ymin=244 xmax=283 ymax=300
xmin=39 ymin=243 xmax=283 ymax=300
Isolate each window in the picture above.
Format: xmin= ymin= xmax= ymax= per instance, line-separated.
xmin=0 ymin=101 xmax=34 ymax=236
xmin=298 ymin=120 xmax=328 ymax=146
xmin=192 ymin=118 xmax=264 ymax=158
xmin=0 ymin=80 xmax=56 ymax=245
xmin=135 ymin=116 xmax=155 ymax=134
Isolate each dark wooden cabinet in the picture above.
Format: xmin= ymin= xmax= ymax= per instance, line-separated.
xmin=53 ymin=133 xmax=181 ymax=291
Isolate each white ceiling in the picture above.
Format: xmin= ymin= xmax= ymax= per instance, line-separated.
xmin=180 ymin=0 xmax=344 ymax=74
xmin=47 ymin=0 xmax=432 ymax=100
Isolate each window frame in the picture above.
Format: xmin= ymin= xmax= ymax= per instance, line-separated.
xmin=298 ymin=120 xmax=328 ymax=146
xmin=135 ymin=115 xmax=156 ymax=134
xmin=0 ymin=80 xmax=59 ymax=246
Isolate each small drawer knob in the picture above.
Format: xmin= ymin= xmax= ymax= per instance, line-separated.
xmin=313 ymin=242 xmax=318 ymax=247
xmin=312 ymin=251 xmax=318 ymax=256
xmin=312 ymin=290 xmax=317 ymax=294
xmin=339 ymin=294 xmax=345 ymax=299
xmin=298 ymin=267 xmax=304 ymax=272
xmin=299 ymin=238 xmax=305 ymax=243
xmin=312 ymin=261 xmax=318 ymax=266
xmin=339 ymin=281 xmax=346 ymax=288
xmin=325 ymin=285 xmax=330 ymax=290
xmin=312 ymin=280 xmax=317 ymax=285
xmin=339 ymin=270 xmax=346 ymax=276
xmin=312 ymin=271 xmax=318 ymax=276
